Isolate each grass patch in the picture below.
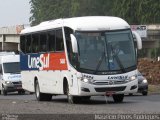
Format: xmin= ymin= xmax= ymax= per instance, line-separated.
xmin=148 ymin=85 xmax=160 ymax=94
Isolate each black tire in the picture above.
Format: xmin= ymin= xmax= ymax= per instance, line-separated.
xmin=67 ymin=94 xmax=79 ymax=104
xmin=113 ymin=94 xmax=124 ymax=103
xmin=18 ymin=90 xmax=25 ymax=95
xmin=30 ymin=92 xmax=34 ymax=95
xmin=142 ymin=91 xmax=148 ymax=96
xmin=18 ymin=91 xmax=21 ymax=95
xmin=81 ymin=96 xmax=91 ymax=101
xmin=66 ymin=82 xmax=79 ymax=104
xmin=35 ymin=80 xmax=52 ymax=101
xmin=44 ymin=94 xmax=52 ymax=101
xmin=129 ymin=93 xmax=133 ymax=96
xmin=0 ymin=90 xmax=1 ymax=94
xmin=2 ymin=86 xmax=7 ymax=96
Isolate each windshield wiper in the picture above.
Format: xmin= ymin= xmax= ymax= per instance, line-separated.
xmin=94 ymin=52 xmax=106 ymax=74
xmin=113 ymin=54 xmax=126 ymax=73
xmin=111 ymin=45 xmax=126 ymax=73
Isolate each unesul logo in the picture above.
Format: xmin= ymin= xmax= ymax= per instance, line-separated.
xmin=28 ymin=54 xmax=49 ymax=70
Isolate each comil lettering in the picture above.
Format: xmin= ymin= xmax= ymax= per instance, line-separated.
xmin=108 ymin=75 xmax=128 ymax=80
xmin=28 ymin=54 xmax=50 ymax=70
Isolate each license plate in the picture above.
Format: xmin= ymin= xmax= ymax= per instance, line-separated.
xmin=105 ymin=91 xmax=115 ymax=96
xmin=16 ymin=87 xmax=22 ymax=89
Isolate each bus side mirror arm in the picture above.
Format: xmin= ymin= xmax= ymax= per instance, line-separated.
xmin=70 ymin=34 xmax=78 ymax=53
xmin=132 ymin=31 xmax=142 ymax=50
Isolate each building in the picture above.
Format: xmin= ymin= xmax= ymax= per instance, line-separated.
xmin=0 ymin=25 xmax=24 ymax=52
xmin=141 ymin=25 xmax=160 ymax=58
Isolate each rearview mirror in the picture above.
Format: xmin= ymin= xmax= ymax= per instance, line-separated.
xmin=70 ymin=34 xmax=78 ymax=53
xmin=132 ymin=31 xmax=142 ymax=50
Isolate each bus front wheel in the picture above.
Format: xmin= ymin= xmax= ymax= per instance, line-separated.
xmin=113 ymin=94 xmax=124 ymax=103
xmin=35 ymin=80 xmax=52 ymax=101
xmin=2 ymin=85 xmax=7 ymax=96
xmin=66 ymin=82 xmax=79 ymax=104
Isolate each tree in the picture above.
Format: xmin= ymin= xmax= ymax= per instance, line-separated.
xmin=29 ymin=0 xmax=113 ymax=25
xmin=112 ymin=0 xmax=160 ymax=24
xmin=29 ymin=0 xmax=160 ymax=26
xmin=30 ymin=0 xmax=70 ymax=25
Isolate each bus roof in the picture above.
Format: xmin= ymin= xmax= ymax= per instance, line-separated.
xmin=21 ymin=16 xmax=130 ymax=34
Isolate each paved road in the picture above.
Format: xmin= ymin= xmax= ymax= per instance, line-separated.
xmin=0 ymin=93 xmax=160 ymax=120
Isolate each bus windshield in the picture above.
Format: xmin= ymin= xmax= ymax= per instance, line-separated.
xmin=75 ymin=29 xmax=136 ymax=74
xmin=3 ymin=62 xmax=20 ymax=74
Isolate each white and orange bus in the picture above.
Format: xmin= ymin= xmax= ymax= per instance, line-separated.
xmin=20 ymin=16 xmax=142 ymax=103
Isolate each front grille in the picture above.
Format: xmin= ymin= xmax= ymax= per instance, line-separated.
xmin=92 ymin=81 xmax=109 ymax=85
xmin=12 ymin=82 xmax=21 ymax=85
xmin=95 ymin=86 xmax=126 ymax=92
xmin=114 ymin=81 xmax=128 ymax=84
xmin=92 ymin=80 xmax=127 ymax=85
xmin=15 ymin=85 xmax=22 ymax=87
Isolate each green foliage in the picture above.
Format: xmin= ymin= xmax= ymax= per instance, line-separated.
xmin=112 ymin=0 xmax=160 ymax=24
xmin=29 ymin=0 xmax=113 ymax=25
xmin=29 ymin=0 xmax=160 ymax=25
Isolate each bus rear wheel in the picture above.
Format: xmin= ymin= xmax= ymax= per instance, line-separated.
xmin=113 ymin=94 xmax=124 ymax=103
xmin=35 ymin=80 xmax=52 ymax=101
xmin=2 ymin=85 xmax=7 ymax=96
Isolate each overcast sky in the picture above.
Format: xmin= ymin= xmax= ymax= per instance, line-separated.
xmin=0 ymin=0 xmax=31 ymax=27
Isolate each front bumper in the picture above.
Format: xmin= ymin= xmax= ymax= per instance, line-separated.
xmin=138 ymin=83 xmax=148 ymax=93
xmin=4 ymin=82 xmax=23 ymax=92
xmin=75 ymin=79 xmax=138 ymax=96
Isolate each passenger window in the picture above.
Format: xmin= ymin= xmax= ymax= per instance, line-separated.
xmin=55 ymin=29 xmax=64 ymax=51
xmin=32 ymin=34 xmax=39 ymax=53
xmin=48 ymin=30 xmax=56 ymax=52
xmin=20 ymin=35 xmax=26 ymax=53
xmin=65 ymin=27 xmax=74 ymax=60
xmin=26 ymin=35 xmax=32 ymax=53
xmin=39 ymin=32 xmax=47 ymax=52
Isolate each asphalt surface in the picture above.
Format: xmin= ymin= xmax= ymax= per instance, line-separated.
xmin=0 ymin=93 xmax=160 ymax=120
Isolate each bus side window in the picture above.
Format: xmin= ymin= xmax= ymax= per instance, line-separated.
xmin=20 ymin=35 xmax=26 ymax=53
xmin=32 ymin=34 xmax=39 ymax=53
xmin=64 ymin=27 xmax=73 ymax=59
xmin=39 ymin=32 xmax=47 ymax=53
xmin=26 ymin=35 xmax=32 ymax=53
xmin=48 ymin=30 xmax=56 ymax=52
xmin=55 ymin=29 xmax=64 ymax=51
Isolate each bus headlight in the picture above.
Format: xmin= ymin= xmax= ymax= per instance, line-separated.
xmin=80 ymin=77 xmax=89 ymax=83
xmin=129 ymin=75 xmax=137 ymax=81
xmin=83 ymin=78 xmax=89 ymax=83
xmin=5 ymin=81 xmax=13 ymax=85
xmin=80 ymin=75 xmax=94 ymax=84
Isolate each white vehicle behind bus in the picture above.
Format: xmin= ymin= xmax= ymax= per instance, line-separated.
xmin=20 ymin=16 xmax=142 ymax=103
xmin=0 ymin=53 xmax=24 ymax=95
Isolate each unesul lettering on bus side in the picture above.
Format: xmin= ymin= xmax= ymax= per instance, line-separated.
xmin=28 ymin=54 xmax=49 ymax=70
